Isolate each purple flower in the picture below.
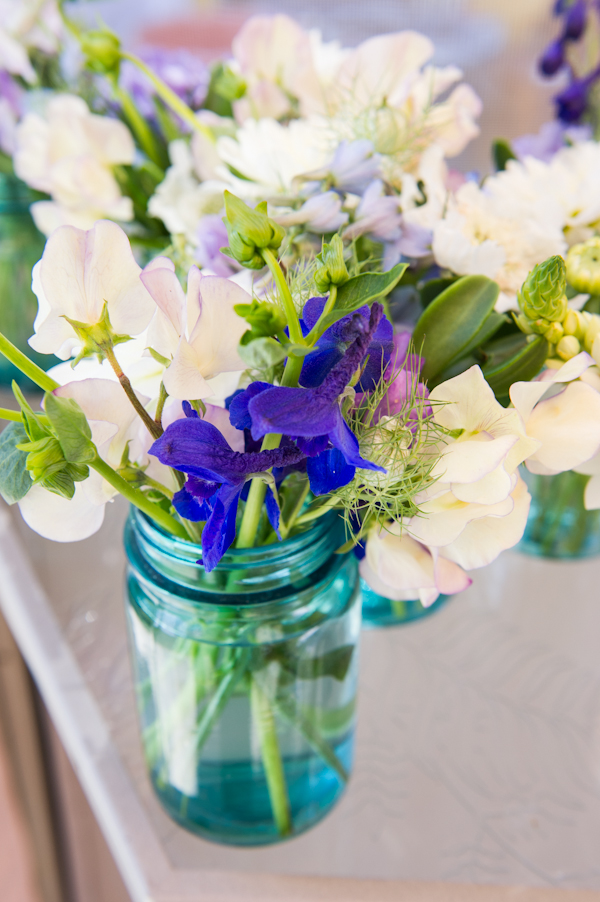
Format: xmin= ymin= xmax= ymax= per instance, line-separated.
xmin=119 ymin=49 xmax=209 ymax=123
xmin=149 ymin=403 xmax=305 ymax=570
xmin=298 ymin=297 xmax=393 ymax=391
xmin=539 ymin=39 xmax=565 ymax=76
xmin=230 ymin=304 xmax=387 ymax=495
xmin=303 ymin=140 xmax=382 ymax=195
xmin=555 ymin=76 xmax=592 ymax=122
xmin=195 ymin=215 xmax=240 ymax=277
xmin=563 ymin=0 xmax=587 ymax=40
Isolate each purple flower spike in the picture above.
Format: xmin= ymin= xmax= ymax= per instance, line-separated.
xmin=563 ymin=0 xmax=587 ymax=40
xmin=539 ymin=39 xmax=565 ymax=77
xmin=149 ymin=408 xmax=305 ymax=570
xmin=555 ymin=77 xmax=591 ymax=122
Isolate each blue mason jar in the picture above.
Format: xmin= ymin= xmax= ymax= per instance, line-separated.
xmin=361 ymin=578 xmax=449 ymax=628
xmin=519 ymin=468 xmax=600 ymax=559
xmin=124 ymin=507 xmax=360 ymax=846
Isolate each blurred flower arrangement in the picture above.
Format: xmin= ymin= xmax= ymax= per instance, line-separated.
xmin=0 ymin=5 xmax=599 ymax=599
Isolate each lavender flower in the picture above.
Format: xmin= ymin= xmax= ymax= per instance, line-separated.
xmin=195 ymin=215 xmax=240 ymax=277
xmin=119 ymin=49 xmax=209 ymax=122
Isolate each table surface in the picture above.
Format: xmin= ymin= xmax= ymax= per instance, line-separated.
xmin=2 ymin=497 xmax=600 ymax=902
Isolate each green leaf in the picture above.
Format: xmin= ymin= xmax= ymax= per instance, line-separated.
xmin=456 ymin=312 xmax=507 ymax=359
xmin=0 ymin=422 xmax=32 ymax=505
xmin=234 ymin=299 xmax=287 ymax=337
xmin=419 ymin=276 xmax=458 ymax=309
xmin=413 ymin=275 xmax=500 ymax=383
xmin=482 ymin=336 xmax=549 ymax=397
xmin=315 ymin=263 xmax=407 ymax=333
xmin=295 ymin=646 xmax=355 ymax=682
xmin=44 ymin=394 xmax=95 ymax=464
xmin=492 ymin=138 xmax=517 ymax=172
xmin=12 ymin=382 xmax=48 ymax=442
xmin=237 ymin=336 xmax=287 ymax=369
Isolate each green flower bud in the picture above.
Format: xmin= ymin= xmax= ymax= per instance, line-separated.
xmin=223 ymin=192 xmax=285 ymax=270
xmin=584 ymin=314 xmax=600 ymax=352
xmin=530 ymin=318 xmax=551 ymax=335
xmin=566 ymin=237 xmax=600 ymax=294
xmin=80 ymin=28 xmax=121 ymax=76
xmin=545 ymin=321 xmax=564 ymax=344
xmin=514 ymin=312 xmax=534 ymax=335
xmin=563 ymin=308 xmax=584 ymax=338
xmin=314 ymin=235 xmax=350 ymax=294
xmin=518 ymin=256 xmax=568 ymax=323
xmin=556 ymin=335 xmax=581 ymax=360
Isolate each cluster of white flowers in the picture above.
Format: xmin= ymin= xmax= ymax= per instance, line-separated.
xmin=432 ymin=141 xmax=600 ymax=312
xmin=0 ymin=0 xmax=63 ymax=84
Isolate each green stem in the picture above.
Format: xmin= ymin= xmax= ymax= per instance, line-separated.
xmin=250 ymin=677 xmax=292 ymax=836
xmin=305 ymin=285 xmax=337 ymax=346
xmin=114 ymin=84 xmax=165 ymax=169
xmin=121 ymin=52 xmax=215 ymax=144
xmin=236 ymin=477 xmax=268 ymax=549
xmin=154 ymin=382 xmax=168 ymax=429
xmin=0 ymin=407 xmax=22 ymax=422
xmin=0 ymin=333 xmax=58 ymax=392
xmin=104 ymin=346 xmax=163 ymax=440
xmin=273 ymin=694 xmax=348 ymax=784
xmin=261 ymin=248 xmax=304 ymax=345
xmin=90 ymin=455 xmax=188 ymax=539
xmin=192 ymin=651 xmax=250 ymax=757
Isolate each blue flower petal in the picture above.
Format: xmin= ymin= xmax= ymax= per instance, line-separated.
xmin=306 ymin=448 xmax=355 ymax=495
xmin=200 ymin=483 xmax=242 ymax=572
xmin=229 ymin=381 xmax=272 ymax=430
xmin=329 ymin=408 xmax=385 ymax=473
xmin=265 ymin=485 xmax=282 ymax=539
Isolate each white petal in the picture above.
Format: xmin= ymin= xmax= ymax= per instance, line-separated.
xmin=525 ymin=381 xmax=600 ymax=472
xmin=18 ymin=482 xmax=105 ymax=542
xmin=408 ymin=492 xmax=514 ymax=547
xmin=451 ymin=465 xmax=515 ymax=505
xmin=163 ymin=338 xmax=214 ymax=401
xmin=432 ymin=434 xmax=517 ymax=484
xmin=584 ymin=475 xmax=600 ymax=510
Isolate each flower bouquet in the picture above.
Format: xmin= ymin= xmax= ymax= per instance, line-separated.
xmin=2 ymin=4 xmax=600 ymax=845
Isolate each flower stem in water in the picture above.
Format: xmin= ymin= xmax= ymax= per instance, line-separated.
xmin=250 ymin=677 xmax=292 ymax=836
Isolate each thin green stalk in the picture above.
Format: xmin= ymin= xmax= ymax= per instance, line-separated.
xmin=0 ymin=407 xmax=22 ymax=422
xmin=90 ymin=455 xmax=189 ymax=539
xmin=104 ymin=345 xmax=163 ymax=440
xmin=121 ymin=52 xmax=215 ymax=144
xmin=154 ymin=382 xmax=168 ymax=429
xmin=236 ymin=478 xmax=268 ymax=549
xmin=192 ymin=651 xmax=250 ymax=757
xmin=250 ymin=677 xmax=292 ymax=836
xmin=273 ymin=694 xmax=348 ymax=784
xmin=261 ymin=248 xmax=304 ymax=345
xmin=114 ymin=84 xmax=165 ymax=169
xmin=305 ymin=284 xmax=337 ymax=346
xmin=0 ymin=332 xmax=58 ymax=392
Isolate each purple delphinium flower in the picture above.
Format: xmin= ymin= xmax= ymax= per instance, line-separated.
xmin=539 ymin=39 xmax=566 ymax=76
xmin=119 ymin=49 xmax=209 ymax=123
xmin=512 ymin=120 xmax=591 ymax=162
xmin=555 ymin=74 xmax=595 ymax=122
xmin=298 ymin=297 xmax=393 ymax=391
xmin=230 ymin=304 xmax=387 ymax=496
xmin=149 ymin=402 xmax=305 ymax=571
xmin=563 ymin=0 xmax=587 ymax=40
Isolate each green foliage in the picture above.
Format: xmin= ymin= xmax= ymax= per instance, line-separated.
xmin=44 ymin=393 xmax=95 ymax=464
xmin=314 ymin=262 xmax=407 ymax=334
xmin=492 ymin=138 xmax=517 ymax=172
xmin=222 ymin=192 xmax=285 ymax=269
xmin=518 ymin=256 xmax=567 ymax=323
xmin=314 ymin=235 xmax=350 ymax=293
xmin=235 ymin=299 xmax=287 ymax=344
xmin=204 ymin=63 xmax=246 ymax=117
xmin=0 ymin=422 xmax=32 ymax=505
xmin=419 ymin=276 xmax=457 ymax=309
xmin=413 ymin=275 xmax=499 ymax=383
xmin=238 ymin=337 xmax=287 ymax=369
xmin=80 ymin=27 xmax=122 ymax=77
xmin=482 ymin=335 xmax=549 ymax=397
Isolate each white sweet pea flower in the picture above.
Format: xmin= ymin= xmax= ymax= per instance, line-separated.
xmin=510 ymin=352 xmax=600 ymax=475
xmin=0 ymin=0 xmax=63 ymax=83
xmin=360 ymin=525 xmax=472 ymax=608
xmin=141 ymin=258 xmax=247 ymax=401
xmin=29 ymin=220 xmax=156 ymax=359
xmin=14 ymin=95 xmax=135 ymax=235
xmin=147 ymin=139 xmax=227 ymax=246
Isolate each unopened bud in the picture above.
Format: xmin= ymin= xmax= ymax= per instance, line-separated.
xmin=530 ymin=317 xmax=551 ymax=335
xmin=223 ymin=192 xmax=285 ymax=270
xmin=80 ymin=28 xmax=121 ymax=76
xmin=518 ymin=256 xmax=568 ymax=323
xmin=314 ymin=234 xmax=350 ymax=293
xmin=545 ymin=321 xmax=564 ymax=344
xmin=562 ymin=309 xmax=582 ymax=337
xmin=556 ymin=335 xmax=581 ymax=360
xmin=584 ymin=314 xmax=600 ymax=352
xmin=566 ymin=237 xmax=600 ymax=294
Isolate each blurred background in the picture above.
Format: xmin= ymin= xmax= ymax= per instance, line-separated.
xmin=0 ymin=2 xmax=564 ymax=901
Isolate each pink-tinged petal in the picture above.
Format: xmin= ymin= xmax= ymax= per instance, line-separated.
xmin=18 ymin=483 xmax=105 ymax=542
xmin=441 ymin=476 xmax=530 ymax=570
xmin=584 ymin=475 xmax=600 ymax=510
xmin=451 ymin=466 xmax=515 ymax=505
xmin=359 ymin=557 xmax=434 ymax=603
xmin=365 ymin=526 xmax=436 ymax=591
xmin=432 ymin=553 xmax=472 ymax=596
xmin=163 ymin=338 xmax=214 ymax=401
xmin=431 ymin=434 xmax=518 ymax=484
xmin=525 ymin=381 xmax=600 ymax=473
